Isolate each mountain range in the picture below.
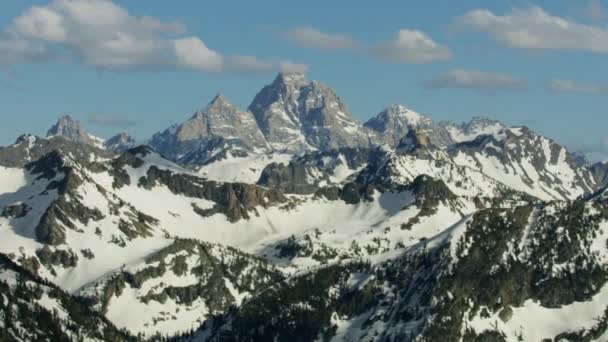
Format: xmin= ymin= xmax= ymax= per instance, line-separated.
xmin=1 ymin=72 xmax=608 ymax=341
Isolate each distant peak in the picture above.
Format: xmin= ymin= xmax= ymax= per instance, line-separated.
xmin=47 ymin=115 xmax=85 ymax=137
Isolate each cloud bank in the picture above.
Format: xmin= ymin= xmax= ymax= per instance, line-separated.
xmin=0 ymin=0 xmax=305 ymax=73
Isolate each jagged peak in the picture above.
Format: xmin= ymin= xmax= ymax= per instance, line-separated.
xmin=209 ymin=93 xmax=229 ymax=105
xmin=47 ymin=115 xmax=83 ymax=136
xmin=206 ymin=93 xmax=237 ymax=112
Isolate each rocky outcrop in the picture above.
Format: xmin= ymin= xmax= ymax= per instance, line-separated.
xmin=139 ymin=166 xmax=287 ymax=222
xmin=396 ymin=128 xmax=434 ymax=156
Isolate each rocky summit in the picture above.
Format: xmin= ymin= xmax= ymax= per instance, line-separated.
xmin=1 ymin=73 xmax=608 ymax=342
xmin=249 ymin=72 xmax=370 ymax=153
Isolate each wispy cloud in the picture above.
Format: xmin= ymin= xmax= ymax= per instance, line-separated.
xmin=283 ymin=27 xmax=359 ymax=51
xmin=283 ymin=27 xmax=451 ymax=63
xmin=88 ymin=114 xmax=136 ymax=128
xmin=226 ymin=55 xmax=308 ymax=74
xmin=458 ymin=6 xmax=608 ymax=53
xmin=0 ymin=0 xmax=306 ymax=74
xmin=547 ymin=79 xmax=608 ymax=95
xmin=371 ymin=29 xmax=452 ymax=63
xmin=421 ymin=69 xmax=526 ymax=92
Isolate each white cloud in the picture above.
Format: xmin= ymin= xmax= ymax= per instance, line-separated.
xmin=284 ymin=27 xmax=359 ymax=51
xmin=13 ymin=6 xmax=68 ymax=42
xmin=459 ymin=6 xmax=608 ymax=53
xmin=547 ymin=79 xmax=608 ymax=95
xmin=0 ymin=0 xmax=305 ymax=73
xmin=173 ymin=37 xmax=223 ymax=72
xmin=372 ymin=29 xmax=452 ymax=63
xmin=421 ymin=69 xmax=526 ymax=92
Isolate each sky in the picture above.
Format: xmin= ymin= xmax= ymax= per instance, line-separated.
xmin=0 ymin=0 xmax=607 ymax=159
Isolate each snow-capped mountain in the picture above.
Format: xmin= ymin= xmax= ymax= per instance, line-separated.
xmin=2 ymin=73 xmax=608 ymax=341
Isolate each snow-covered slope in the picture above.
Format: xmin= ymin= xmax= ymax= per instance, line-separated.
xmin=449 ymin=127 xmax=596 ymax=200
xmin=196 ymin=151 xmax=292 ymax=183
xmin=189 ymin=199 xmax=608 ymax=342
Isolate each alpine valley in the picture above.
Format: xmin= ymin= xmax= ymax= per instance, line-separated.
xmin=2 ymin=72 xmax=608 ymax=342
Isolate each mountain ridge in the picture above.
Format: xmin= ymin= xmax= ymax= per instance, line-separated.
xmin=2 ymin=72 xmax=608 ymax=341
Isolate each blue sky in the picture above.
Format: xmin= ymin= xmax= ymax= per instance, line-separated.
xmin=0 ymin=0 xmax=607 ymax=158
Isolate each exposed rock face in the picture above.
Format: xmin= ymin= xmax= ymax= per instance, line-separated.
xmin=257 ymin=147 xmax=372 ymax=194
xmin=396 ymin=128 xmax=434 ymax=155
xmin=104 ymin=133 xmax=136 ymax=152
xmin=138 ymin=165 xmax=287 ymax=222
xmin=258 ymin=162 xmax=317 ymax=194
xmin=249 ymin=72 xmax=370 ymax=153
xmin=588 ymin=161 xmax=608 ymax=189
xmin=46 ymin=115 xmax=102 ymax=147
xmin=148 ymin=94 xmax=267 ymax=161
